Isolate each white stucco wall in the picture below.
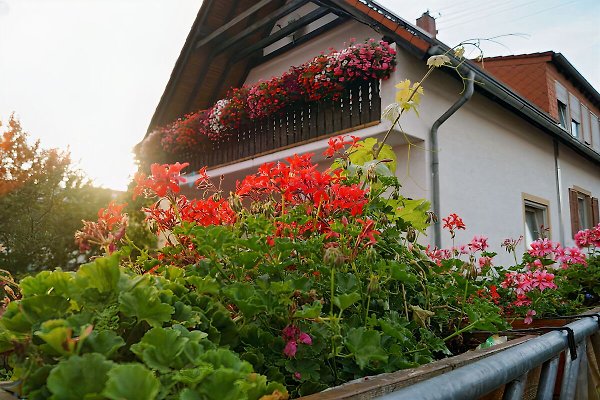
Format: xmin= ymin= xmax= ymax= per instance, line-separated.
xmin=222 ymin=19 xmax=600 ymax=266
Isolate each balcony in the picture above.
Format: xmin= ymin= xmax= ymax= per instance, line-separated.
xmin=173 ymin=79 xmax=381 ymax=171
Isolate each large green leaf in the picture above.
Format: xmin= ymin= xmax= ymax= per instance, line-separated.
xmin=46 ymin=353 xmax=114 ymax=400
xmin=20 ymin=270 xmax=74 ymax=298
xmin=83 ymin=330 xmax=125 ymax=359
xmin=20 ymin=295 xmax=71 ymax=326
xmin=119 ymin=286 xmax=174 ymax=327
xmin=102 ymin=364 xmax=160 ymax=400
xmin=333 ymin=292 xmax=361 ymax=312
xmin=344 ymin=327 xmax=388 ymax=370
xmin=293 ymin=301 xmax=322 ymax=319
xmin=75 ymin=254 xmax=121 ymax=294
xmin=130 ymin=327 xmax=189 ymax=372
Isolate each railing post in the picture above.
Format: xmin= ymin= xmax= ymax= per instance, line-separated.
xmin=559 ymin=341 xmax=585 ymax=400
xmin=502 ymin=372 xmax=528 ymax=400
xmin=536 ymin=355 xmax=559 ymax=400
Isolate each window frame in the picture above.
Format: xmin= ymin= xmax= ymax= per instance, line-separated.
xmin=568 ymin=186 xmax=599 ymax=237
xmin=522 ymin=193 xmax=551 ymax=247
xmin=557 ymin=100 xmax=569 ymax=130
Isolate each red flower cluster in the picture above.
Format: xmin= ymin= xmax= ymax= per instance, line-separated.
xmin=236 ymin=153 xmax=368 ymax=217
xmin=133 ymin=162 xmax=189 ymax=199
xmin=323 ymin=134 xmax=360 ymax=158
xmin=155 ymin=39 xmax=396 ymax=153
xmin=75 ymin=201 xmax=128 ymax=254
xmin=442 ymin=213 xmax=466 ymax=238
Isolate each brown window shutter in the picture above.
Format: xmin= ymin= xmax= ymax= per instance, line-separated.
xmin=592 ymin=197 xmax=599 ymax=226
xmin=569 ymin=188 xmax=580 ymax=236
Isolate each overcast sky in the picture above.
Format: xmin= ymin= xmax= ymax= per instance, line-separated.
xmin=0 ymin=0 xmax=598 ymax=191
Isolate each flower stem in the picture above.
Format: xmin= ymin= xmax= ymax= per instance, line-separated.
xmin=443 ymin=320 xmax=479 ymax=342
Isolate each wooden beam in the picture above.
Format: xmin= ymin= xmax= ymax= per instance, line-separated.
xmin=213 ymin=0 xmax=310 ymax=55
xmin=257 ymin=16 xmax=347 ymax=64
xmin=232 ymin=7 xmax=331 ymax=62
xmin=195 ymin=0 xmax=275 ymax=49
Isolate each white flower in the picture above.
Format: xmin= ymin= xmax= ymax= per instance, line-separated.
xmin=426 ymin=54 xmax=450 ymax=68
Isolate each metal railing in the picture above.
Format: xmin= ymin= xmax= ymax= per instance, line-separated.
xmin=377 ymin=314 xmax=600 ymax=400
xmin=175 ymin=79 xmax=381 ymax=171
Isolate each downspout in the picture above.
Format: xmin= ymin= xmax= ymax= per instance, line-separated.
xmin=430 ymin=70 xmax=476 ymax=247
xmin=554 ymin=140 xmax=565 ymax=244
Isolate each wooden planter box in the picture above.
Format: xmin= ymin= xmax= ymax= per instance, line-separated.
xmin=299 ymin=307 xmax=600 ymax=400
xmin=298 ymin=335 xmax=537 ymax=400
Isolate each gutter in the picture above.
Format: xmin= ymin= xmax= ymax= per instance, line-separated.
xmin=430 ymin=70 xmax=476 ymax=247
xmin=426 ymin=46 xmax=600 ymax=167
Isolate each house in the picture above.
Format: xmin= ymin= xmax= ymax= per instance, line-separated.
xmin=137 ymin=0 xmax=600 ymax=265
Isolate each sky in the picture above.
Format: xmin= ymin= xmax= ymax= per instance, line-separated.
xmin=0 ymin=0 xmax=598 ymax=191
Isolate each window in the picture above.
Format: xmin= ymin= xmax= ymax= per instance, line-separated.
xmin=571 ymin=120 xmax=581 ymax=139
xmin=557 ymin=101 xmax=568 ymax=129
xmin=569 ymin=187 xmax=599 ymax=236
xmin=522 ymin=194 xmax=550 ymax=246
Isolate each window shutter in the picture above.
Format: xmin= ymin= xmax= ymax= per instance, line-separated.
xmin=569 ymin=95 xmax=581 ymax=123
xmin=569 ymin=188 xmax=580 ymax=236
xmin=555 ymin=81 xmax=568 ymax=104
xmin=581 ymin=105 xmax=592 ymax=145
xmin=592 ymin=197 xmax=599 ymax=226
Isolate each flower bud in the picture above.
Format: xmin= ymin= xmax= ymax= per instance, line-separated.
xmin=229 ymin=192 xmax=243 ymax=213
xmin=323 ymin=246 xmax=345 ymax=267
xmin=367 ymin=274 xmax=380 ymax=293
xmin=406 ymin=227 xmax=417 ymax=243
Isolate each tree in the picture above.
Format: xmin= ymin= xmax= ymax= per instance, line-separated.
xmin=0 ymin=115 xmax=116 ymax=276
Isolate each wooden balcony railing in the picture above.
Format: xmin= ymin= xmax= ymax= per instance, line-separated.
xmin=177 ymin=79 xmax=381 ymax=171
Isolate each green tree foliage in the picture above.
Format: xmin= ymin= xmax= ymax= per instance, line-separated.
xmin=0 ymin=115 xmax=116 ymax=276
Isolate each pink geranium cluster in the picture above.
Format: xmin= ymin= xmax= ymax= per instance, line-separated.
xmin=282 ymin=324 xmax=312 ymax=358
xmin=156 ymin=39 xmax=396 ymax=153
xmin=526 ymin=238 xmax=586 ymax=269
xmin=574 ymin=223 xmax=600 ymax=249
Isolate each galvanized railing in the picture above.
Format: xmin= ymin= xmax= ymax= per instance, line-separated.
xmin=377 ymin=314 xmax=600 ymax=400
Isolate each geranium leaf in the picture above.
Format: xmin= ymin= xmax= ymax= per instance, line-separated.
xmin=333 ymin=292 xmax=361 ymax=312
xmin=83 ymin=330 xmax=125 ymax=359
xmin=118 ymin=286 xmax=174 ymax=327
xmin=47 ymin=353 xmax=114 ymax=400
xmin=75 ymin=254 xmax=121 ymax=294
xmin=293 ymin=301 xmax=322 ymax=319
xmin=344 ymin=327 xmax=388 ymax=369
xmin=130 ymin=327 xmax=188 ymax=372
xmin=102 ymin=364 xmax=160 ymax=400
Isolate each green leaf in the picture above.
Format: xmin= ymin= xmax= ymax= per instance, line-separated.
xmin=102 ymin=364 xmax=160 ymax=400
xmin=47 ymin=353 xmax=114 ymax=400
xmin=119 ymin=286 xmax=174 ymax=327
xmin=389 ymin=262 xmax=418 ymax=284
xmin=20 ymin=270 xmax=74 ymax=298
xmin=187 ymin=276 xmax=220 ymax=295
xmin=83 ymin=330 xmax=125 ymax=359
xmin=344 ymin=327 xmax=388 ymax=369
xmin=130 ymin=327 xmax=188 ymax=372
xmin=75 ymin=254 xmax=121 ymax=294
xmin=20 ymin=295 xmax=71 ymax=325
xmin=293 ymin=301 xmax=322 ymax=319
xmin=333 ymin=292 xmax=361 ymax=312
xmin=390 ymin=197 xmax=431 ymax=232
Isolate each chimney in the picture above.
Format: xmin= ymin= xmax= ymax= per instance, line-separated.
xmin=416 ymin=11 xmax=437 ymax=38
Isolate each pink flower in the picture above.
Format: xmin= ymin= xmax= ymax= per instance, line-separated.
xmin=524 ymin=309 xmax=537 ymax=325
xmin=557 ymin=247 xmax=587 ymax=268
xmin=469 ymin=236 xmax=489 ymax=252
xmin=282 ymin=324 xmax=313 ymax=358
xmin=294 ymin=372 xmax=302 ymax=380
xmin=478 ymin=256 xmax=493 ymax=268
xmin=513 ymin=293 xmax=532 ymax=307
xmin=531 ymin=269 xmax=557 ymax=291
xmin=283 ymin=340 xmax=297 ymax=358
xmin=528 ymin=238 xmax=560 ymax=258
xmin=298 ymin=332 xmax=312 ymax=345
